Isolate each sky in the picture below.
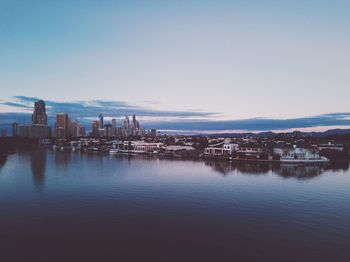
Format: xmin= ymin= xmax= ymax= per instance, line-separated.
xmin=0 ymin=0 xmax=350 ymax=132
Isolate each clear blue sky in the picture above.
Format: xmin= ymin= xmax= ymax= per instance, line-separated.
xmin=1 ymin=0 xmax=349 ymax=121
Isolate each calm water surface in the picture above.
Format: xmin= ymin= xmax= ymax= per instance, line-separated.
xmin=0 ymin=147 xmax=350 ymax=261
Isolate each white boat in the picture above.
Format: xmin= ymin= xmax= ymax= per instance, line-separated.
xmin=86 ymin=147 xmax=99 ymax=153
xmin=109 ymin=149 xmax=119 ymax=154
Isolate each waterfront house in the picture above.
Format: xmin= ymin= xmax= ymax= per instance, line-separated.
xmin=273 ymin=144 xmax=328 ymax=163
xmin=204 ymin=142 xmax=239 ymax=157
xmin=236 ymin=146 xmax=266 ymax=160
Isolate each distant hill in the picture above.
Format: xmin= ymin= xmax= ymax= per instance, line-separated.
xmin=308 ymin=129 xmax=350 ymax=137
xmin=200 ymin=129 xmax=350 ymax=138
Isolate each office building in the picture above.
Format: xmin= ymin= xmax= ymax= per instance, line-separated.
xmin=18 ymin=100 xmax=51 ymax=139
xmin=12 ymin=122 xmax=18 ymax=137
xmin=56 ymin=113 xmax=69 ymax=139
xmin=69 ymin=121 xmax=78 ymax=137
xmin=123 ymin=116 xmax=130 ymax=137
xmin=132 ymin=114 xmax=140 ymax=136
xmin=32 ymin=100 xmax=48 ymax=125
xmin=18 ymin=124 xmax=51 ymax=139
xmin=99 ymin=113 xmax=104 ymax=129
xmin=151 ymin=129 xmax=157 ymax=138
xmin=79 ymin=126 xmax=86 ymax=137
xmin=91 ymin=120 xmax=99 ymax=137
xmin=112 ymin=118 xmax=117 ymax=136
xmin=104 ymin=124 xmax=113 ymax=137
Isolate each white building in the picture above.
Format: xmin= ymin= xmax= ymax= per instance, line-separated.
xmin=204 ymin=142 xmax=239 ymax=156
xmin=132 ymin=141 xmax=164 ymax=152
xmin=274 ymin=145 xmax=328 ymax=162
xmin=236 ymin=146 xmax=265 ymax=159
xmin=317 ymin=142 xmax=344 ymax=152
xmin=112 ymin=141 xmax=164 ymax=153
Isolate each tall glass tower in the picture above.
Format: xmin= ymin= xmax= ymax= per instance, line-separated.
xmin=99 ymin=113 xmax=104 ymax=129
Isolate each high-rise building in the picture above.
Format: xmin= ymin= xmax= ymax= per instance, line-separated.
xmin=123 ymin=116 xmax=130 ymax=137
xmin=112 ymin=118 xmax=117 ymax=136
xmin=79 ymin=126 xmax=86 ymax=137
xmin=116 ymin=127 xmax=123 ymax=138
xmin=104 ymin=124 xmax=113 ymax=137
xmin=99 ymin=113 xmax=104 ymax=129
xmin=121 ymin=115 xmax=142 ymax=138
xmin=112 ymin=119 xmax=117 ymax=128
xmin=151 ymin=129 xmax=157 ymax=138
xmin=18 ymin=100 xmax=51 ymax=139
xmin=132 ymin=114 xmax=140 ymax=136
xmin=18 ymin=124 xmax=51 ymax=139
xmin=12 ymin=122 xmax=18 ymax=137
xmin=69 ymin=121 xmax=78 ymax=137
xmin=139 ymin=128 xmax=145 ymax=137
xmin=91 ymin=120 xmax=99 ymax=137
xmin=32 ymin=100 xmax=48 ymax=125
xmin=98 ymin=128 xmax=105 ymax=137
xmin=56 ymin=113 xmax=69 ymax=139
xmin=68 ymin=120 xmax=85 ymax=137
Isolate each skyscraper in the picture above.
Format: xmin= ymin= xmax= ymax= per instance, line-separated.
xmin=99 ymin=113 xmax=104 ymax=129
xmin=123 ymin=116 xmax=130 ymax=137
xmin=79 ymin=126 xmax=86 ymax=137
xmin=32 ymin=100 xmax=48 ymax=125
xmin=56 ymin=113 xmax=69 ymax=139
xmin=69 ymin=120 xmax=79 ymax=137
xmin=112 ymin=118 xmax=117 ymax=137
xmin=104 ymin=124 xmax=113 ymax=137
xmin=12 ymin=122 xmax=18 ymax=137
xmin=18 ymin=100 xmax=51 ymax=139
xmin=91 ymin=120 xmax=99 ymax=137
xmin=151 ymin=129 xmax=157 ymax=138
xmin=132 ymin=114 xmax=140 ymax=136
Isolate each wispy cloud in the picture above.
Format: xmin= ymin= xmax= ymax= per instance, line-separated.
xmin=1 ymin=96 xmax=350 ymax=133
xmin=142 ymin=114 xmax=350 ymax=131
xmin=1 ymin=102 xmax=32 ymax=109
xmin=0 ymin=96 xmax=218 ymax=119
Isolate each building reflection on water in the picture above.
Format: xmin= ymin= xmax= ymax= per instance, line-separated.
xmin=30 ymin=147 xmax=47 ymax=191
xmin=0 ymin=140 xmax=15 ymax=170
xmin=0 ymin=155 xmax=7 ymax=169
xmin=272 ymin=165 xmax=323 ymax=179
xmin=205 ymin=160 xmax=349 ymax=180
xmin=55 ymin=150 xmax=72 ymax=167
xmin=1 ymin=147 xmax=349 ymax=183
xmin=235 ymin=163 xmax=270 ymax=175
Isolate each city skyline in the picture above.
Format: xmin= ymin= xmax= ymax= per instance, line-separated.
xmin=1 ymin=0 xmax=350 ymax=123
xmin=1 ymin=96 xmax=350 ymax=134
xmin=9 ymin=98 xmax=152 ymax=139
